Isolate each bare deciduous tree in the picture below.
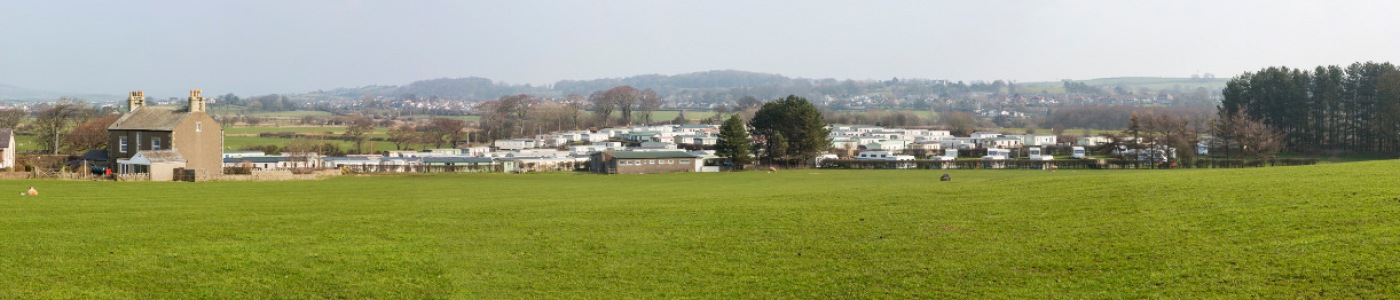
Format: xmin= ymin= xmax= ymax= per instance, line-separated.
xmin=638 ymin=88 xmax=663 ymax=125
xmin=387 ymin=124 xmax=419 ymax=150
xmin=603 ymin=86 xmax=640 ymax=125
xmin=342 ymin=114 xmax=375 ymax=154
xmin=564 ymin=94 xmax=586 ymax=129
xmin=588 ymin=90 xmax=615 ymax=127
xmin=428 ymin=118 xmax=467 ymax=148
xmin=1214 ymin=109 xmax=1283 ymax=159
xmin=33 ymin=98 xmax=94 ymax=154
xmin=63 ymin=115 xmax=119 ymax=153
xmin=942 ymin=112 xmax=977 ymax=136
xmin=0 ymin=108 xmax=26 ymax=129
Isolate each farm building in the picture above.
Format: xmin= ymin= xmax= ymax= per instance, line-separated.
xmin=589 ymin=150 xmax=699 ymax=174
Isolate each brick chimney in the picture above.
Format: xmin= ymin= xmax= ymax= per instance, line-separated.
xmin=188 ymin=89 xmax=206 ymax=113
xmin=127 ymin=90 xmax=145 ymax=112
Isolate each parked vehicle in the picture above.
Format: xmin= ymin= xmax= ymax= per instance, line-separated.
xmin=1071 ymin=146 xmax=1086 ymax=159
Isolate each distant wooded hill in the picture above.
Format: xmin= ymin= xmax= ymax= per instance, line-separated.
xmin=1 ymin=70 xmax=1228 ymax=104
xmin=304 ymin=70 xmax=1228 ymax=103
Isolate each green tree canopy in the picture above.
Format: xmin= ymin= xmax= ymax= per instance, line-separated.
xmin=715 ymin=115 xmax=753 ymax=167
xmin=1220 ymin=62 xmax=1400 ymax=154
xmin=749 ymin=95 xmax=829 ymax=166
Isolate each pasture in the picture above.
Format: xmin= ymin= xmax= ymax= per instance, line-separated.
xmin=1 ymin=161 xmax=1398 ymax=298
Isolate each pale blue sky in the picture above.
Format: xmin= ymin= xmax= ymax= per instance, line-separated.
xmin=1 ymin=0 xmax=1396 ymax=98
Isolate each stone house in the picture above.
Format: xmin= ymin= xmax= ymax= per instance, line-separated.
xmin=108 ymin=90 xmax=223 ymax=176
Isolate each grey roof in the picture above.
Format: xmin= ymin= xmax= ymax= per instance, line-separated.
xmin=224 ymin=156 xmax=286 ymax=163
xmin=324 ymin=156 xmax=375 ymax=162
xmin=80 ymin=149 xmax=109 ymax=161
xmin=0 ymin=129 xmax=11 ymax=147
xmin=109 ymin=108 xmax=189 ymax=131
xmin=138 ymin=150 xmax=186 ymax=163
xmin=610 ymin=151 xmax=697 ymax=159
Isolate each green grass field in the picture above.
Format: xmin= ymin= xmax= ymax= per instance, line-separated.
xmin=223 ymin=136 xmax=400 ymax=153
xmin=224 ymin=126 xmax=390 ymax=136
xmin=2 ymin=161 xmax=1398 ymax=298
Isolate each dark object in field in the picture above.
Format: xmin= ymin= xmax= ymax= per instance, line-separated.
xmin=940 ymin=174 xmax=951 ymax=181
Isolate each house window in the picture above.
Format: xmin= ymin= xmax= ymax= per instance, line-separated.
xmin=152 ymin=138 xmax=162 ymax=150
xmin=119 ymin=136 xmax=128 ymax=153
xmin=196 ymin=122 xmax=202 ymax=133
xmin=680 ymin=159 xmax=690 ymax=163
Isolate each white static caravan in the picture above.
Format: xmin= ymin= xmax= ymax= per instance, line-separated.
xmin=1028 ymin=147 xmax=1053 ymax=161
xmin=980 ymin=148 xmax=1011 ymax=169
xmin=493 ymin=139 xmax=537 ymax=150
xmin=931 ymin=148 xmax=959 ymax=161
xmin=982 ymin=148 xmax=1010 ymax=160
xmin=1072 ymin=146 xmax=1087 ymax=159
xmin=855 ymin=150 xmax=916 ymax=169
xmin=1022 ymin=134 xmax=1058 ymax=147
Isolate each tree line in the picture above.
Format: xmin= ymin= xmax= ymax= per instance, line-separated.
xmin=472 ymin=86 xmax=672 ymax=143
xmin=1 ymin=98 xmax=123 ymax=156
xmin=1221 ymin=62 xmax=1400 ymax=154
